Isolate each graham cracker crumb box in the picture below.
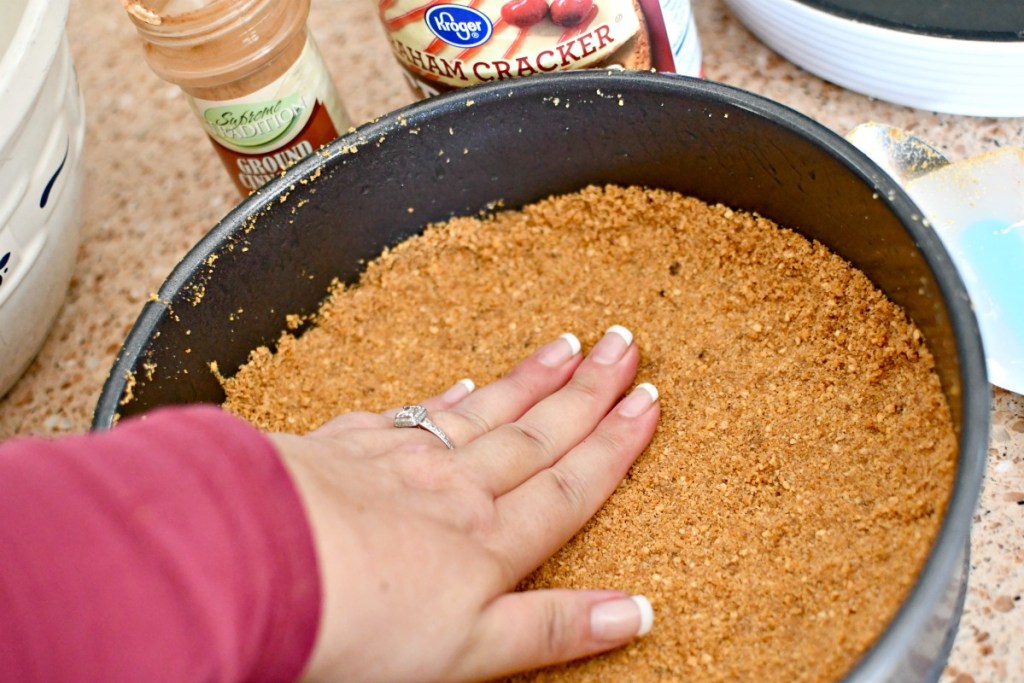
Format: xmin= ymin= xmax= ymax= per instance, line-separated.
xmin=375 ymin=0 xmax=702 ymax=97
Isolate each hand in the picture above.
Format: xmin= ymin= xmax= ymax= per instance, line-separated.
xmin=272 ymin=325 xmax=660 ymax=683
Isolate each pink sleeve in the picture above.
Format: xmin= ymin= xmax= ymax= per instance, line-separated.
xmin=0 ymin=405 xmax=321 ymax=683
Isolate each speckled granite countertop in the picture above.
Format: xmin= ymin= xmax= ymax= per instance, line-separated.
xmin=2 ymin=0 xmax=1021 ymax=680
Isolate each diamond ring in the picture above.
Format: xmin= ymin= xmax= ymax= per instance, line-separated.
xmin=393 ymin=405 xmax=455 ymax=449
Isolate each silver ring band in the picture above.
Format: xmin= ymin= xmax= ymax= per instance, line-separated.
xmin=394 ymin=405 xmax=455 ymax=449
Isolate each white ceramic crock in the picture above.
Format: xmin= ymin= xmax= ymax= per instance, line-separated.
xmin=0 ymin=0 xmax=86 ymax=397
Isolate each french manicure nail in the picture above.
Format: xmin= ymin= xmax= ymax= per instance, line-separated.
xmin=618 ymin=383 xmax=659 ymax=417
xmin=591 ymin=595 xmax=654 ymax=641
xmin=633 ymin=595 xmax=654 ymax=636
xmin=537 ymin=333 xmax=582 ymax=367
xmin=591 ymin=325 xmax=633 ymax=365
xmin=442 ymin=378 xmax=476 ymax=402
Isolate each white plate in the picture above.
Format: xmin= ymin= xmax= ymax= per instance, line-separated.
xmin=724 ymin=0 xmax=1024 ymax=117
xmin=903 ymin=148 xmax=1024 ymax=394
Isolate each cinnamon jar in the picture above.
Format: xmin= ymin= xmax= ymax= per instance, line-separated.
xmin=122 ymin=0 xmax=350 ymax=195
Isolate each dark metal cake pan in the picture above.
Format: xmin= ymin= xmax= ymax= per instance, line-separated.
xmin=93 ymin=70 xmax=988 ymax=683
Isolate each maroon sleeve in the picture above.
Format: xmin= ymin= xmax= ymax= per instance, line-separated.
xmin=0 ymin=405 xmax=321 ymax=683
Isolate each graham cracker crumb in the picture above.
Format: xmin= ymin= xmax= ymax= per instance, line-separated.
xmin=222 ymin=185 xmax=957 ymax=683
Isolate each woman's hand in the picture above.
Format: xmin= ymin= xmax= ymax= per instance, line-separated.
xmin=271 ymin=325 xmax=660 ymax=683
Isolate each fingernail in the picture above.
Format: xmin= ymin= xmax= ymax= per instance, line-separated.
xmin=537 ymin=333 xmax=582 ymax=367
xmin=591 ymin=595 xmax=654 ymax=641
xmin=591 ymin=325 xmax=633 ymax=365
xmin=442 ymin=378 xmax=475 ymax=402
xmin=618 ymin=383 xmax=659 ymax=417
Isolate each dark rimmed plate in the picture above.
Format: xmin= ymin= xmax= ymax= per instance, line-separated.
xmin=726 ymin=0 xmax=1024 ymax=116
xmin=796 ymin=0 xmax=1024 ymax=41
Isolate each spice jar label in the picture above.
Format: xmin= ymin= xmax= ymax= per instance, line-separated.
xmin=187 ymin=37 xmax=349 ymax=193
xmin=377 ymin=0 xmax=702 ymax=97
xmin=200 ymin=93 xmax=309 ymax=151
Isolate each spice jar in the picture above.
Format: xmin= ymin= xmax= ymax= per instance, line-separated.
xmin=122 ymin=0 xmax=350 ymax=195
xmin=375 ymin=0 xmax=702 ymax=98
